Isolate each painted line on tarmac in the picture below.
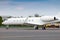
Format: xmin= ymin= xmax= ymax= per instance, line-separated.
xmin=0 ymin=36 xmax=35 ymax=38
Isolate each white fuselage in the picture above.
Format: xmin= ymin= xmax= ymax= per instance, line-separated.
xmin=2 ymin=17 xmax=44 ymax=25
xmin=2 ymin=16 xmax=60 ymax=25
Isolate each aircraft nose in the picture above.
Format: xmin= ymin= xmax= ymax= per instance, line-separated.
xmin=2 ymin=21 xmax=7 ymax=25
xmin=2 ymin=22 xmax=5 ymax=24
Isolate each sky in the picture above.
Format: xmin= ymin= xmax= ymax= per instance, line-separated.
xmin=0 ymin=0 xmax=60 ymax=17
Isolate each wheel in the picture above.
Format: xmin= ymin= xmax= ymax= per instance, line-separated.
xmin=6 ymin=25 xmax=9 ymax=30
xmin=6 ymin=27 xmax=8 ymax=29
xmin=34 ymin=25 xmax=38 ymax=30
xmin=42 ymin=25 xmax=46 ymax=30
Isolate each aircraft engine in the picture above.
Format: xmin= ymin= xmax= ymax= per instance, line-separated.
xmin=40 ymin=16 xmax=57 ymax=22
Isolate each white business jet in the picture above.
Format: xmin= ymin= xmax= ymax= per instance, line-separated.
xmin=2 ymin=16 xmax=60 ymax=30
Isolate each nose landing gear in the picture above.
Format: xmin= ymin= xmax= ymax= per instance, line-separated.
xmin=6 ymin=25 xmax=9 ymax=29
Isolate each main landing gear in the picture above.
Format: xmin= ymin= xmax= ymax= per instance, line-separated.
xmin=34 ymin=25 xmax=46 ymax=30
xmin=42 ymin=25 xmax=46 ymax=30
xmin=34 ymin=25 xmax=38 ymax=30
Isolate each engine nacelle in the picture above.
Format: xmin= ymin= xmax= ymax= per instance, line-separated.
xmin=40 ymin=16 xmax=57 ymax=22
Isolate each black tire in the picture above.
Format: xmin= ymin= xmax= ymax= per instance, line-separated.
xmin=6 ymin=27 xmax=8 ymax=29
xmin=42 ymin=27 xmax=46 ymax=30
xmin=35 ymin=26 xmax=38 ymax=30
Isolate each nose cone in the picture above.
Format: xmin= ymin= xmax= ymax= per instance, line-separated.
xmin=2 ymin=21 xmax=8 ymax=25
xmin=2 ymin=21 xmax=5 ymax=25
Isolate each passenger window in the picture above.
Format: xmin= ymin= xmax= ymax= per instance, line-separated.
xmin=32 ymin=20 xmax=33 ymax=21
xmin=29 ymin=20 xmax=30 ymax=22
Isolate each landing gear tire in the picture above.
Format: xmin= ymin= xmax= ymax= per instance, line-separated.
xmin=42 ymin=25 xmax=46 ymax=30
xmin=6 ymin=25 xmax=9 ymax=30
xmin=42 ymin=27 xmax=46 ymax=30
xmin=34 ymin=25 xmax=38 ymax=30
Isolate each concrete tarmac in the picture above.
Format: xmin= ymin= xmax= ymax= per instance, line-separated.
xmin=0 ymin=28 xmax=60 ymax=40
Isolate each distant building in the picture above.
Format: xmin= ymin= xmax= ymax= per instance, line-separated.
xmin=46 ymin=23 xmax=60 ymax=28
